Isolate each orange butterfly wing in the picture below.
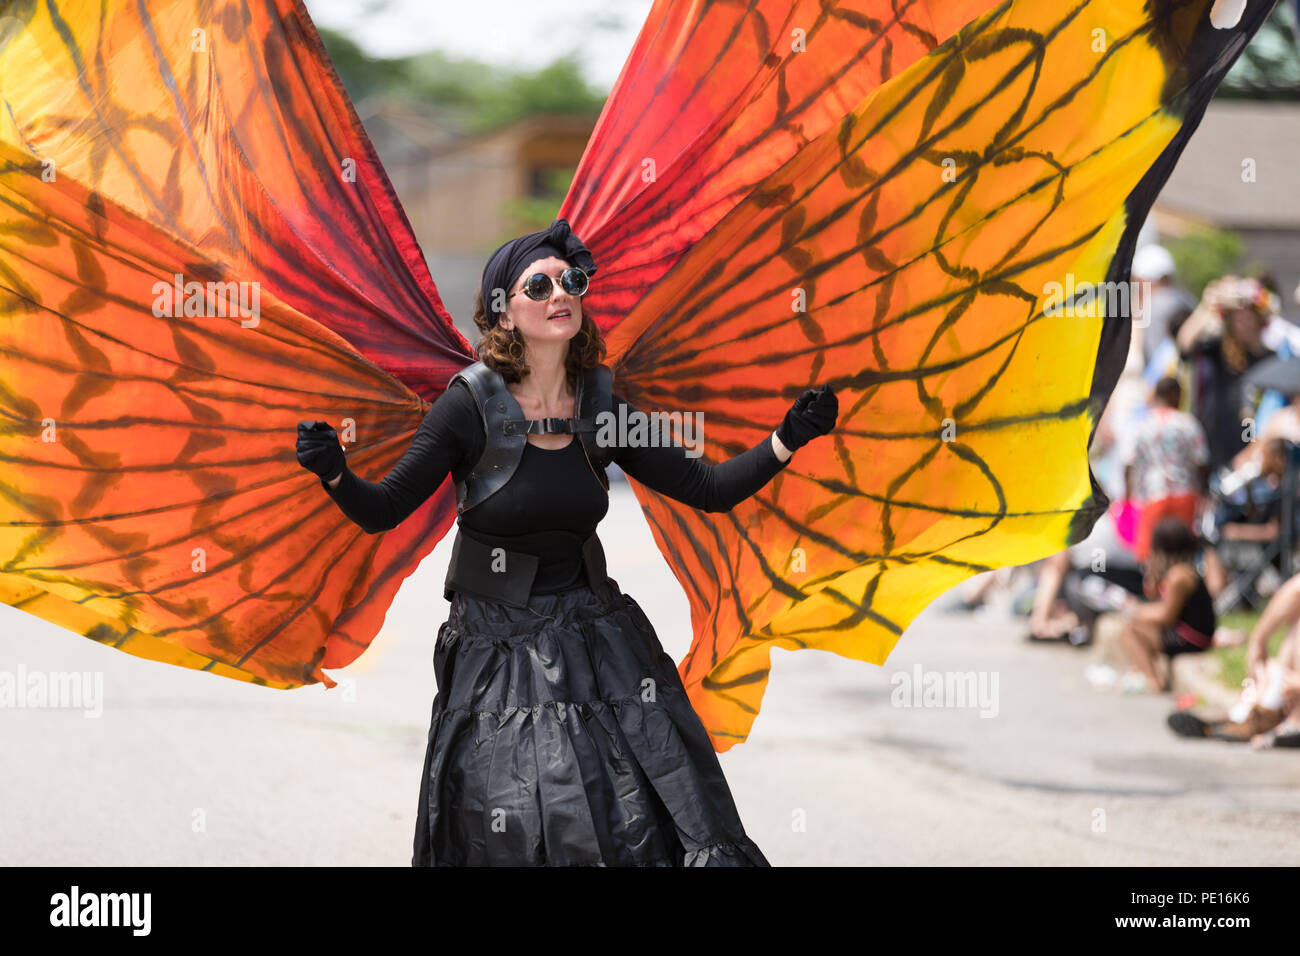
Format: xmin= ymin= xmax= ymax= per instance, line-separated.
xmin=0 ymin=0 xmax=471 ymax=685
xmin=567 ymin=0 xmax=995 ymax=334
xmin=576 ymin=0 xmax=1271 ymax=749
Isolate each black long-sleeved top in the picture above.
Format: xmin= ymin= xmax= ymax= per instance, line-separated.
xmin=321 ymin=380 xmax=791 ymax=592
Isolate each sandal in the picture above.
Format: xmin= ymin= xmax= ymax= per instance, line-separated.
xmin=1167 ymin=711 xmax=1255 ymax=742
xmin=1167 ymin=711 xmax=1213 ymax=738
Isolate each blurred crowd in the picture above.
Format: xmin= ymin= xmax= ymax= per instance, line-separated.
xmin=948 ymin=246 xmax=1300 ymax=748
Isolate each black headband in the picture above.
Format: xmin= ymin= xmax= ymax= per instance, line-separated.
xmin=480 ymin=218 xmax=597 ymax=327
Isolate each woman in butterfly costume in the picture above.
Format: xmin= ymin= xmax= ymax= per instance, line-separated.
xmin=299 ymin=218 xmax=838 ymax=865
xmin=0 ymin=0 xmax=1274 ymax=863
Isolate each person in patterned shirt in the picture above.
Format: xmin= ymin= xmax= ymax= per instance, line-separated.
xmin=1124 ymin=376 xmax=1210 ymax=563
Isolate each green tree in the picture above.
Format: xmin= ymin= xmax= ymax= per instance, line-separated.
xmin=1166 ymin=227 xmax=1246 ymax=298
xmin=317 ymin=28 xmax=605 ymax=133
xmin=1219 ymin=1 xmax=1300 ymax=100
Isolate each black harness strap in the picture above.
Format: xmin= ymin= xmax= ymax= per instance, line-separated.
xmin=503 ymin=416 xmax=598 ymax=436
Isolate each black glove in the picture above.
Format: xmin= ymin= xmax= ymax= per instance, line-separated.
xmin=296 ymin=420 xmax=346 ymax=483
xmin=775 ymin=385 xmax=838 ymax=452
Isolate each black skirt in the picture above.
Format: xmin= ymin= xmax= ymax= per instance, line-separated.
xmin=412 ymin=574 xmax=769 ymax=866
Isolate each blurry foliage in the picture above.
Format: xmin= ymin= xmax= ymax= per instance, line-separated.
xmin=1212 ymin=607 xmax=1285 ymax=690
xmin=1219 ymin=1 xmax=1300 ymax=99
xmin=1167 ymin=226 xmax=1246 ymax=298
xmin=316 ymin=6 xmax=1296 ymax=284
xmin=318 ymin=2 xmax=1300 ymax=125
xmin=317 ymin=28 xmax=605 ymax=134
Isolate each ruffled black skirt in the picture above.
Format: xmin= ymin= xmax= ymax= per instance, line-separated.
xmin=412 ymin=574 xmax=769 ymax=866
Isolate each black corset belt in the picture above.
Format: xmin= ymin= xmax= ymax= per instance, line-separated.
xmin=442 ymin=528 xmax=608 ymax=607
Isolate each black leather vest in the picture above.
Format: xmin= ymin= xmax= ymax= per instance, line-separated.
xmin=450 ymin=359 xmax=616 ymax=515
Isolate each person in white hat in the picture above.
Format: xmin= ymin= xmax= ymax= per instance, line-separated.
xmin=1132 ymin=243 xmax=1196 ymax=367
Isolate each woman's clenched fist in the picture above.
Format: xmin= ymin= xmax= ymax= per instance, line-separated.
xmin=296 ymin=420 xmax=346 ymax=483
xmin=775 ymin=385 xmax=838 ymax=452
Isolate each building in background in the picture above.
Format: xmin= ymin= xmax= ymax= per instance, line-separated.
xmin=360 ymin=98 xmax=598 ymax=342
xmin=1151 ymin=100 xmax=1300 ymax=308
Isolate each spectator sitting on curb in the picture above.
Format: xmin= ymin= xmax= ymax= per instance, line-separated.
xmin=1116 ymin=517 xmax=1216 ymax=693
xmin=1169 ymin=572 xmax=1300 ymax=746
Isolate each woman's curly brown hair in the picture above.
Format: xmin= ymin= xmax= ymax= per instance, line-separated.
xmin=470 ymin=287 xmax=607 ymax=385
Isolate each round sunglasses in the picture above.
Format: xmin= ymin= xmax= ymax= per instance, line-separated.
xmin=508 ymin=267 xmax=589 ymax=303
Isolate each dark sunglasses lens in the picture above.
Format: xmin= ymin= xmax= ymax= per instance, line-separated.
xmin=561 ymin=268 xmax=588 ymax=295
xmin=524 ymin=273 xmax=553 ymax=300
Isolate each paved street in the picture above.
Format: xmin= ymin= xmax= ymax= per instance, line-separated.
xmin=2 ymin=480 xmax=1298 ymax=865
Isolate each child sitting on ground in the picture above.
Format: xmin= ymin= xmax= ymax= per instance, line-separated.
xmin=1117 ymin=517 xmax=1217 ymax=693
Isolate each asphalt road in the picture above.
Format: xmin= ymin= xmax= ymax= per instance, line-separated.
xmin=2 ymin=480 xmax=1298 ymax=865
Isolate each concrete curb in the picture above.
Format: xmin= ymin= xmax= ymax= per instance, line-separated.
xmin=1171 ymin=652 xmax=1242 ymax=715
xmin=1090 ymin=612 xmax=1241 ymax=714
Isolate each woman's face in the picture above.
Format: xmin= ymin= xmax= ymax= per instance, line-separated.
xmin=1225 ymin=307 xmax=1263 ymax=348
xmin=497 ymin=256 xmax=582 ymax=347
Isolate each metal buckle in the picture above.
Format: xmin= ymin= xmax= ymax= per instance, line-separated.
xmin=503 ymin=417 xmax=597 ymax=436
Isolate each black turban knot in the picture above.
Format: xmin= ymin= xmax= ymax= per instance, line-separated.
xmin=479 ymin=217 xmax=598 ymax=328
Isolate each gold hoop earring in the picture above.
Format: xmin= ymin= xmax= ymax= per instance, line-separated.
xmin=507 ymin=332 xmax=525 ymax=362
